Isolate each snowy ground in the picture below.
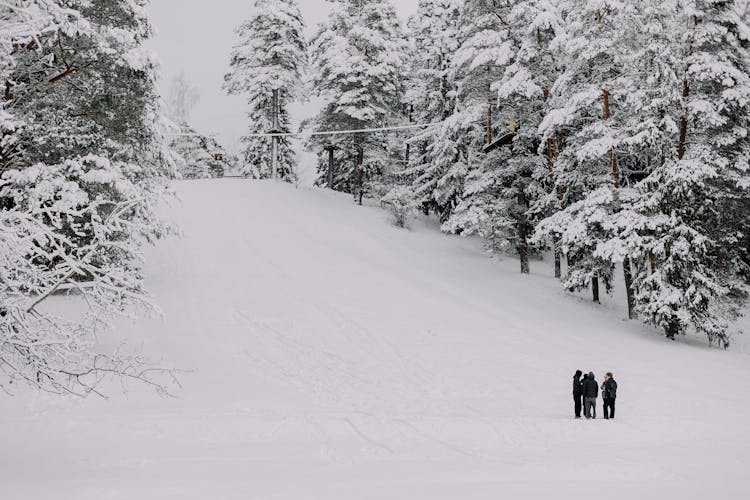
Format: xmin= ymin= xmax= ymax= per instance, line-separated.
xmin=2 ymin=179 xmax=749 ymax=499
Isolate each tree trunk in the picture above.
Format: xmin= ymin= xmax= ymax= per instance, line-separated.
xmin=678 ymin=78 xmax=690 ymax=161
xmin=517 ymin=184 xmax=530 ymax=274
xmin=327 ymin=147 xmax=335 ymax=189
xmin=271 ymin=88 xmax=280 ymax=180
xmin=665 ymin=320 xmax=679 ymax=340
xmin=592 ymin=275 xmax=600 ymax=303
xmin=545 ymin=120 xmax=563 ymax=280
xmin=603 ymin=88 xmax=635 ymax=316
xmin=518 ymin=221 xmax=529 ymax=274
xmin=546 ymin=137 xmax=556 ymax=185
xmin=487 ymin=64 xmax=493 ymax=145
xmin=677 ymin=16 xmax=699 ymax=161
xmin=406 ymin=104 xmax=413 ymax=164
xmin=270 ymin=136 xmax=279 ymax=180
xmin=623 ymin=257 xmax=636 ymax=319
xmin=355 ymin=147 xmax=364 ymax=205
xmin=602 ymin=89 xmax=620 ymax=188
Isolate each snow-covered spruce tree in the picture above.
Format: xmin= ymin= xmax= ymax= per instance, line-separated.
xmin=535 ymin=0 xmax=750 ymax=344
xmin=7 ymin=0 xmax=173 ymax=250
xmin=450 ymin=0 xmax=512 ymax=149
xmin=7 ymin=1 xmax=169 ymax=177
xmin=505 ymin=0 xmax=567 ymax=278
xmin=164 ymin=73 xmax=215 ymax=179
xmin=1 ymin=0 xmax=175 ymax=395
xmin=487 ymin=0 xmax=564 ymax=274
xmin=610 ymin=0 xmax=750 ymax=345
xmin=170 ymin=124 xmax=229 ymax=179
xmin=535 ymin=0 xmax=640 ymax=307
xmin=584 ymin=0 xmax=684 ymax=321
xmin=401 ymin=0 xmax=465 ymax=221
xmin=307 ymin=0 xmax=408 ymax=203
xmin=415 ymin=109 xmax=482 ymax=223
xmin=224 ymin=0 xmax=307 ymax=182
xmin=445 ymin=0 xmax=545 ymax=267
xmin=1 ymin=1 xmax=83 ymax=174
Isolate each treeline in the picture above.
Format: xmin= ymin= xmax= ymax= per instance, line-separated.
xmin=0 ymin=1 xmax=173 ymax=394
xmin=231 ymin=0 xmax=750 ymax=346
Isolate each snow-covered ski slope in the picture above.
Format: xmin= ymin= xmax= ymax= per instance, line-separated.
xmin=2 ymin=179 xmax=749 ymax=499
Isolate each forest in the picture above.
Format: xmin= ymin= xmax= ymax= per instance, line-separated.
xmin=2 ymin=0 xmax=750 ymax=397
xmin=226 ymin=0 xmax=750 ymax=348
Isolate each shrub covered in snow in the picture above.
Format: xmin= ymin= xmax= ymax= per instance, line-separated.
xmin=382 ymin=186 xmax=416 ymax=228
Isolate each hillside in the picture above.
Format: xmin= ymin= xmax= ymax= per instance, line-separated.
xmin=1 ymin=179 xmax=748 ymax=500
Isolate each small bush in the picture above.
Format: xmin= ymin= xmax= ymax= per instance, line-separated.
xmin=381 ymin=186 xmax=415 ymax=228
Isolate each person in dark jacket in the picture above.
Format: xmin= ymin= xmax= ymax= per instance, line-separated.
xmin=601 ymin=372 xmax=617 ymax=419
xmin=582 ymin=372 xmax=598 ymax=419
xmin=573 ymin=370 xmax=583 ymax=418
xmin=580 ymin=372 xmax=589 ymax=416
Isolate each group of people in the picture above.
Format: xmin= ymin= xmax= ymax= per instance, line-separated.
xmin=572 ymin=370 xmax=617 ymax=419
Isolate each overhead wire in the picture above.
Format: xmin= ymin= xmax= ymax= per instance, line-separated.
xmin=167 ymin=121 xmax=447 ymax=139
xmin=245 ymin=121 xmax=446 ymax=138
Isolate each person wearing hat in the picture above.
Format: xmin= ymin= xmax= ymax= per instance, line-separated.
xmin=582 ymin=371 xmax=599 ymax=419
xmin=601 ymin=372 xmax=618 ymax=419
xmin=573 ymin=370 xmax=584 ymax=418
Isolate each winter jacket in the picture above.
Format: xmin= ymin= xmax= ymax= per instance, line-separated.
xmin=573 ymin=374 xmax=583 ymax=396
xmin=602 ymin=378 xmax=618 ymax=399
xmin=583 ymin=377 xmax=599 ymax=398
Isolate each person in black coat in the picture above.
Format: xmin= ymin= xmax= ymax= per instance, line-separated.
xmin=582 ymin=372 xmax=598 ymax=419
xmin=601 ymin=372 xmax=618 ymax=419
xmin=573 ymin=370 xmax=583 ymax=418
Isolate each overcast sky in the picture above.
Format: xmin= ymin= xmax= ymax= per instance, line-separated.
xmin=147 ymin=0 xmax=419 ymax=155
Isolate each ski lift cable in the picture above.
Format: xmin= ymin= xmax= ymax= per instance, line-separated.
xmin=247 ymin=121 xmax=446 ymax=138
xmin=165 ymin=121 xmax=448 ymax=139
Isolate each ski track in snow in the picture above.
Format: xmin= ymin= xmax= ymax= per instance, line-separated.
xmin=1 ymin=180 xmax=749 ymax=499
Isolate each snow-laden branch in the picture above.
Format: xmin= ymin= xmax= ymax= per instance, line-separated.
xmin=0 ymin=156 xmax=176 ymax=397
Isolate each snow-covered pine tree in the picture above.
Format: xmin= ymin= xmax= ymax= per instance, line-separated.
xmin=170 ymin=124 xmax=229 ymax=179
xmin=610 ymin=0 xmax=750 ymax=345
xmin=164 ymin=73 xmax=214 ymax=179
xmin=1 ymin=0 xmax=174 ymax=394
xmin=577 ymin=0 xmax=683 ymax=296
xmin=1 ymin=1 xmax=86 ymax=174
xmin=488 ymin=0 xmax=564 ymax=274
xmin=307 ymin=0 xmax=408 ymax=203
xmin=402 ymin=0 xmax=465 ymax=221
xmin=536 ymin=0 xmax=640 ymax=305
xmin=505 ymin=0 xmax=568 ymax=278
xmin=452 ymin=0 xmax=514 ymax=149
xmin=444 ymin=0 xmax=537 ymax=263
xmin=7 ymin=1 xmax=166 ymax=173
xmin=224 ymin=0 xmax=307 ymax=182
xmin=534 ymin=0 xmax=750 ymax=344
